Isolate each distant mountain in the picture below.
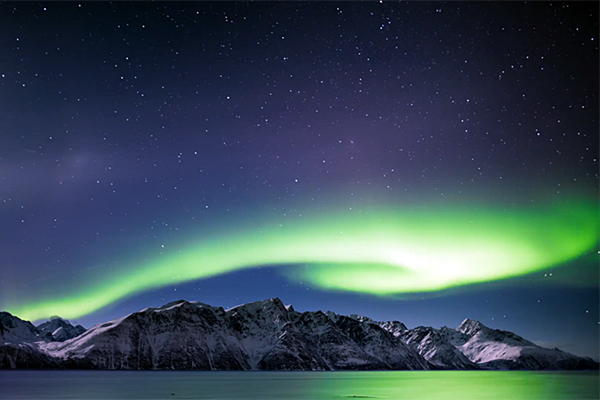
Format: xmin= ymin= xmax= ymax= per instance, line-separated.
xmin=0 ymin=312 xmax=83 ymax=368
xmin=37 ymin=317 xmax=86 ymax=342
xmin=0 ymin=311 xmax=42 ymax=343
xmin=0 ymin=299 xmax=597 ymax=370
xmin=451 ymin=318 xmax=598 ymax=370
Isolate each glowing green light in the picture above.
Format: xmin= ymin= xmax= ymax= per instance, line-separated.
xmin=300 ymin=371 xmax=600 ymax=400
xmin=4 ymin=198 xmax=598 ymax=321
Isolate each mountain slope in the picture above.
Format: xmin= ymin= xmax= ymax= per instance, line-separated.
xmin=0 ymin=312 xmax=59 ymax=368
xmin=452 ymin=319 xmax=599 ymax=370
xmin=0 ymin=311 xmax=43 ymax=343
xmin=39 ymin=298 xmax=431 ymax=371
xmin=400 ymin=326 xmax=479 ymax=369
xmin=0 ymin=299 xmax=597 ymax=370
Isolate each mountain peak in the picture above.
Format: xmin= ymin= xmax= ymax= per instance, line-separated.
xmin=251 ymin=297 xmax=287 ymax=311
xmin=36 ymin=317 xmax=86 ymax=342
xmin=0 ymin=311 xmax=42 ymax=343
xmin=225 ymin=297 xmax=287 ymax=314
xmin=348 ymin=314 xmax=374 ymax=323
xmin=153 ymin=299 xmax=212 ymax=312
xmin=157 ymin=299 xmax=189 ymax=309
xmin=456 ymin=318 xmax=487 ymax=335
xmin=284 ymin=304 xmax=295 ymax=312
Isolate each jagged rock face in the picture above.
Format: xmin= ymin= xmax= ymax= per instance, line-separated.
xmin=290 ymin=311 xmax=389 ymax=370
xmin=37 ymin=318 xmax=86 ymax=342
xmin=0 ymin=312 xmax=42 ymax=343
xmin=438 ymin=326 xmax=470 ymax=346
xmin=456 ymin=318 xmax=487 ymax=337
xmin=334 ymin=316 xmax=430 ymax=370
xmin=257 ymin=327 xmax=329 ymax=371
xmin=344 ymin=315 xmax=408 ymax=338
xmin=378 ymin=321 xmax=408 ymax=337
xmin=41 ymin=301 xmax=250 ymax=370
xmin=401 ymin=326 xmax=478 ymax=369
xmin=0 ymin=299 xmax=598 ymax=371
xmin=0 ymin=343 xmax=58 ymax=369
xmin=36 ymin=299 xmax=432 ymax=371
xmin=1 ymin=311 xmax=86 ymax=344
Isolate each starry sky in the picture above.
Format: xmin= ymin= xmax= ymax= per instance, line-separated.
xmin=0 ymin=2 xmax=598 ymax=359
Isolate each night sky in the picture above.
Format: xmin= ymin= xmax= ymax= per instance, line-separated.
xmin=0 ymin=2 xmax=598 ymax=359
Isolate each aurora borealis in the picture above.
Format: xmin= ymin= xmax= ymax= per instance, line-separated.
xmin=0 ymin=2 xmax=598 ymax=359
xmin=5 ymin=198 xmax=598 ymax=322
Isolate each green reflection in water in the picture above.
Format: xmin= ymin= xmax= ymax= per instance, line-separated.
xmin=301 ymin=371 xmax=599 ymax=400
xmin=0 ymin=371 xmax=598 ymax=399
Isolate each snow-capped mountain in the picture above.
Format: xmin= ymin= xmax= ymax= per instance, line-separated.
xmin=0 ymin=312 xmax=86 ymax=344
xmin=36 ymin=298 xmax=429 ymax=370
xmin=340 ymin=314 xmax=409 ymax=337
xmin=37 ymin=317 xmax=86 ymax=342
xmin=0 ymin=311 xmax=42 ymax=343
xmin=0 ymin=299 xmax=597 ymax=370
xmin=400 ymin=326 xmax=479 ymax=369
xmin=0 ymin=312 xmax=82 ymax=368
xmin=451 ymin=318 xmax=598 ymax=370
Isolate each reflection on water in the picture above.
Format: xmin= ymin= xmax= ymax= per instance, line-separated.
xmin=0 ymin=371 xmax=598 ymax=400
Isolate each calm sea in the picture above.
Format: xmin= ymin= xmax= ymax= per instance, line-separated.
xmin=0 ymin=371 xmax=598 ymax=400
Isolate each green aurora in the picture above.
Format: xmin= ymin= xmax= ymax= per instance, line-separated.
xmin=5 ymin=198 xmax=598 ymax=322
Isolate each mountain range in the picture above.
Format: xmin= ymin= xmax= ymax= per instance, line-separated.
xmin=1 ymin=298 xmax=597 ymax=370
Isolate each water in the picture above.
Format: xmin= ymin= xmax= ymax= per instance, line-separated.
xmin=0 ymin=371 xmax=598 ymax=400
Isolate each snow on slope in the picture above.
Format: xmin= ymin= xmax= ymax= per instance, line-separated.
xmin=37 ymin=317 xmax=86 ymax=342
xmin=39 ymin=314 xmax=129 ymax=359
xmin=1 ymin=299 xmax=598 ymax=370
xmin=452 ymin=318 xmax=598 ymax=369
xmin=454 ymin=318 xmax=540 ymax=364
xmin=400 ymin=326 xmax=478 ymax=369
xmin=37 ymin=298 xmax=429 ymax=370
